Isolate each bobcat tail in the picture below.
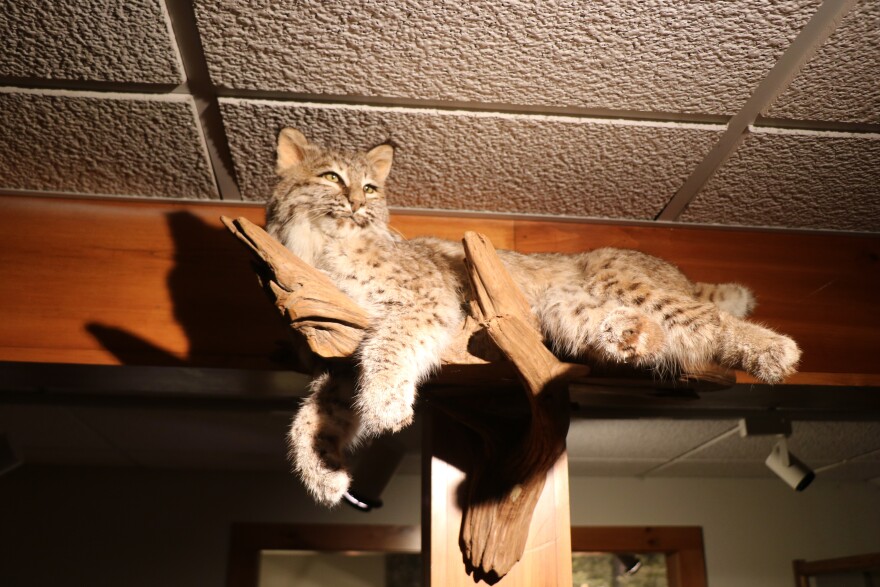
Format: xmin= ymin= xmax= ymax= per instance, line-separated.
xmin=693 ymin=282 xmax=756 ymax=318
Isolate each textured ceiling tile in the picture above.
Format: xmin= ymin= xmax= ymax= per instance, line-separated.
xmin=679 ymin=421 xmax=880 ymax=463
xmin=688 ymin=432 xmax=774 ymax=461
xmin=219 ymin=100 xmax=722 ymax=219
xmin=0 ymin=0 xmax=184 ymax=84
xmin=0 ymin=90 xmax=218 ymax=199
xmin=568 ymin=459 xmax=663 ymax=477
xmin=680 ymin=127 xmax=880 ymax=232
xmin=127 ymin=450 xmax=287 ymax=471
xmin=789 ymin=421 xmax=880 ymax=462
xmin=765 ymin=1 xmax=880 ymax=124
xmin=653 ymin=460 xmax=772 ymax=478
xmin=70 ymin=408 xmax=288 ymax=454
xmin=196 ymin=0 xmax=817 ymax=115
xmin=0 ymin=405 xmax=124 ymax=464
xmin=567 ymin=419 xmax=737 ymax=460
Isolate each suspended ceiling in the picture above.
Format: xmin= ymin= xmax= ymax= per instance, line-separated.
xmin=1 ymin=0 xmax=878 ymax=232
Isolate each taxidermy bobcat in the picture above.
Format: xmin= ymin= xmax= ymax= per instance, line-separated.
xmin=266 ymin=128 xmax=801 ymax=506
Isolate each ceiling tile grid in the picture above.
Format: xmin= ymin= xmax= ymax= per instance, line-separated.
xmin=0 ymin=89 xmax=218 ymax=199
xmin=0 ymin=0 xmax=184 ymax=84
xmin=680 ymin=126 xmax=880 ymax=232
xmin=195 ymin=0 xmax=817 ymax=116
xmin=219 ymin=99 xmax=723 ymax=217
xmin=0 ymin=0 xmax=877 ymax=234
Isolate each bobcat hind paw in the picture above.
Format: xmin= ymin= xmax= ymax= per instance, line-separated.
xmin=748 ymin=335 xmax=801 ymax=384
xmin=599 ymin=308 xmax=664 ymax=363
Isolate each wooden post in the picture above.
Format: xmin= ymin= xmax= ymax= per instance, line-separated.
xmin=424 ymin=407 xmax=573 ymax=586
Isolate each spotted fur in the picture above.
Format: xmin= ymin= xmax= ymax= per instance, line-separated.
xmin=267 ymin=129 xmax=801 ymax=506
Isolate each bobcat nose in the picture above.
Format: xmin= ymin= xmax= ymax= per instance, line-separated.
xmin=349 ymin=191 xmax=366 ymax=213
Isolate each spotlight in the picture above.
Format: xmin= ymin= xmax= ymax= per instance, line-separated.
xmin=765 ymin=436 xmax=815 ymax=492
xmin=615 ymin=554 xmax=642 ymax=576
xmin=739 ymin=417 xmax=815 ymax=491
xmin=342 ymin=437 xmax=405 ymax=512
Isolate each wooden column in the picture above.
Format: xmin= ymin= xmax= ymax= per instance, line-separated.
xmin=424 ymin=408 xmax=573 ymax=586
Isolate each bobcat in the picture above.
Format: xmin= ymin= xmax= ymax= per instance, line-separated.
xmin=266 ymin=128 xmax=800 ymax=505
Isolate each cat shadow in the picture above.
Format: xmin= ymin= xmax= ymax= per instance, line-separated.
xmin=86 ymin=210 xmax=293 ymax=369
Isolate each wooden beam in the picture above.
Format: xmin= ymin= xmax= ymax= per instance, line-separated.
xmin=1 ymin=194 xmax=878 ymax=385
xmin=514 ymin=221 xmax=880 ymax=383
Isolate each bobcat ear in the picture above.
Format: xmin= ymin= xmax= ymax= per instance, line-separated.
xmin=276 ymin=128 xmax=310 ymax=175
xmin=366 ymin=143 xmax=394 ymax=183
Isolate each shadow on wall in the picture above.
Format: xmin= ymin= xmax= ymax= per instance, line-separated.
xmin=86 ymin=211 xmax=294 ymax=369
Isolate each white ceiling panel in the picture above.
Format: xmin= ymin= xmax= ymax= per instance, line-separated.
xmin=566 ymin=419 xmax=737 ymax=460
xmin=766 ymin=0 xmax=880 ymax=124
xmin=196 ymin=0 xmax=817 ymax=115
xmin=0 ymin=0 xmax=184 ymax=84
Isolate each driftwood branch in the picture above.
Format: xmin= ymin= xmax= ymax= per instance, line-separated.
xmin=458 ymin=231 xmax=585 ymax=579
xmin=222 ymin=216 xmax=503 ymax=371
xmin=222 ymin=216 xmax=368 ymax=358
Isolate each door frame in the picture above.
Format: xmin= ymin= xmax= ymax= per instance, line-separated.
xmin=226 ymin=523 xmax=706 ymax=587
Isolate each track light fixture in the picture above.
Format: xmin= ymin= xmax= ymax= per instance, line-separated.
xmin=739 ymin=417 xmax=815 ymax=491
xmin=615 ymin=554 xmax=642 ymax=576
xmin=765 ymin=436 xmax=815 ymax=492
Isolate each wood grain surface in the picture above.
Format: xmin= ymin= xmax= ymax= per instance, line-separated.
xmin=1 ymin=195 xmax=877 ymax=384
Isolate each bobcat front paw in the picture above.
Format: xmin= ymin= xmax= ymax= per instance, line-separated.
xmin=289 ymin=427 xmax=352 ymax=506
xmin=598 ymin=308 xmax=664 ymax=363
xmin=745 ymin=334 xmax=801 ymax=384
xmin=355 ymin=382 xmax=415 ymax=436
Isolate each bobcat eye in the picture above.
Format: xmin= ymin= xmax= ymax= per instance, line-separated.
xmin=320 ymin=171 xmax=341 ymax=183
xmin=364 ymin=184 xmax=378 ymax=195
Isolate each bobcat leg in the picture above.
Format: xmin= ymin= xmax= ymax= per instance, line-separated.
xmin=716 ymin=312 xmax=801 ymax=383
xmin=598 ymin=307 xmax=665 ymax=364
xmin=355 ymin=315 xmax=453 ymax=436
xmin=537 ymin=288 xmax=665 ymax=364
xmin=288 ymin=370 xmax=360 ymax=506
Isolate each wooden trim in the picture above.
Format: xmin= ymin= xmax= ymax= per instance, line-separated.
xmin=571 ymin=526 xmax=708 ymax=587
xmin=227 ymin=523 xmax=707 ymax=587
xmin=225 ymin=523 xmax=420 ymax=587
xmin=794 ymin=552 xmax=880 ymax=579
xmin=1 ymin=194 xmax=878 ymax=385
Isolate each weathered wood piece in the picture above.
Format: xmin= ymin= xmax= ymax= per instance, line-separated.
xmin=220 ymin=216 xmax=499 ymax=372
xmin=457 ymin=232 xmax=585 ymax=580
xmin=221 ymin=216 xmax=369 ymax=358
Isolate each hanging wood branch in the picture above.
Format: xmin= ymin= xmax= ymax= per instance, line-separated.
xmin=457 ymin=232 xmax=586 ymax=578
xmin=221 ymin=215 xmax=368 ymax=358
